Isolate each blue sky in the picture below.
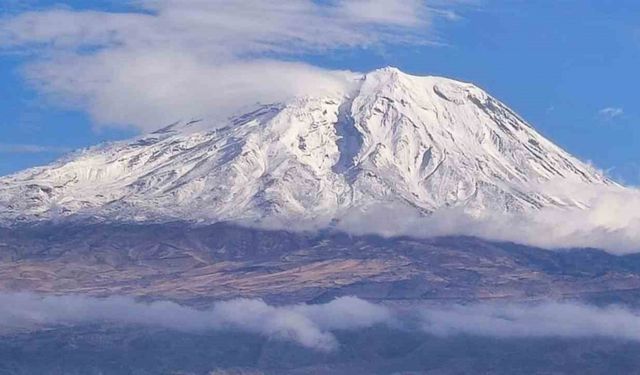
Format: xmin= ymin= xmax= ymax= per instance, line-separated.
xmin=1 ymin=1 xmax=639 ymax=183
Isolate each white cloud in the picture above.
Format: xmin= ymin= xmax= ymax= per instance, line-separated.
xmin=0 ymin=1 xmax=462 ymax=131
xmin=25 ymin=55 xmax=357 ymax=129
xmin=598 ymin=107 xmax=624 ymax=120
xmin=420 ymin=301 xmax=640 ymax=340
xmin=3 ymin=293 xmax=640 ymax=349
xmin=0 ymin=293 xmax=389 ymax=351
xmin=335 ymin=0 xmax=429 ymax=26
xmin=333 ymin=181 xmax=640 ymax=254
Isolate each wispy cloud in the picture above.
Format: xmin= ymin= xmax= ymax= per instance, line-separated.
xmin=0 ymin=1 xmax=466 ymax=131
xmin=0 ymin=143 xmax=72 ymax=154
xmin=598 ymin=107 xmax=624 ymax=120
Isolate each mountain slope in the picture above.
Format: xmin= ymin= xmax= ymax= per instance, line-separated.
xmin=0 ymin=67 xmax=610 ymax=225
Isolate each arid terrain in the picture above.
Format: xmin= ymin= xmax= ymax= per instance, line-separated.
xmin=2 ymin=223 xmax=640 ymax=306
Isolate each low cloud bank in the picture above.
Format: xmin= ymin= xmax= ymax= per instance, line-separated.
xmin=336 ymin=182 xmax=640 ymax=254
xmin=0 ymin=294 xmax=389 ymax=351
xmin=3 ymin=293 xmax=640 ymax=350
xmin=421 ymin=302 xmax=640 ymax=340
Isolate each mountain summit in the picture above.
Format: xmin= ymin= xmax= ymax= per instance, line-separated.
xmin=0 ymin=68 xmax=610 ymax=224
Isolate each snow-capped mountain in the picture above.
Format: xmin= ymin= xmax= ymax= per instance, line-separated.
xmin=0 ymin=67 xmax=611 ymax=225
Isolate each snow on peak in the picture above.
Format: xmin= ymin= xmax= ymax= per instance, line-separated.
xmin=0 ymin=68 xmax=611 ymax=225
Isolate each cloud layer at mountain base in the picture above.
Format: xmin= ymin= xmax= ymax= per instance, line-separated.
xmin=3 ymin=293 xmax=640 ymax=351
xmin=335 ymin=182 xmax=640 ymax=254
